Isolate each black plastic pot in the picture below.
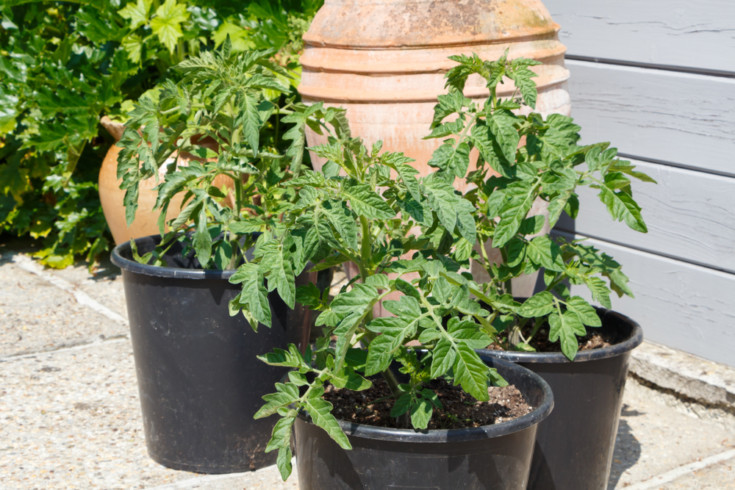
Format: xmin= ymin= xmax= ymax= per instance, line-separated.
xmin=111 ymin=235 xmax=312 ymax=474
xmin=479 ymin=308 xmax=643 ymax=490
xmin=294 ymin=355 xmax=553 ymax=489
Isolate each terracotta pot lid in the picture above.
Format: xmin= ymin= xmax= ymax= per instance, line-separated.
xmin=304 ymin=0 xmax=560 ymax=49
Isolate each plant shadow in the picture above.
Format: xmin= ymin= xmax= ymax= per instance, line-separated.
xmin=607 ymin=404 xmax=643 ymax=489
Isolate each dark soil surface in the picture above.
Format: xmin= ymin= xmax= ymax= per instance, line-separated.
xmin=489 ymin=324 xmax=621 ymax=353
xmin=323 ymin=376 xmax=532 ymax=430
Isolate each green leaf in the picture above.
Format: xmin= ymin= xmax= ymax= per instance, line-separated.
xmin=453 ymin=343 xmax=490 ymax=401
xmin=119 ymin=0 xmax=151 ymax=30
xmin=518 ymin=291 xmax=555 ymax=318
xmin=230 ymin=263 xmax=271 ymax=328
xmin=330 ymin=367 xmax=372 ymax=391
xmin=506 ymin=63 xmax=539 ymax=108
xmin=150 ymin=0 xmax=190 ymax=54
xmin=383 ymin=295 xmax=421 ymax=319
xmin=430 ymin=339 xmax=456 ymax=378
xmin=410 ymin=397 xmax=434 ymax=429
xmin=565 ymin=296 xmax=602 ymax=327
xmin=343 ymin=182 xmax=394 ymax=219
xmin=526 ymin=235 xmax=564 ymax=272
xmin=258 ymin=241 xmax=296 ymax=309
xmin=428 ymin=141 xmax=471 ymax=178
xmin=304 ymin=397 xmax=351 ymax=450
xmin=390 ymin=393 xmax=412 ymax=418
xmin=584 ymin=276 xmax=612 ymax=309
xmin=276 ymin=446 xmax=293 ymax=481
xmin=487 ymin=110 xmax=520 ymax=165
xmin=423 ymin=175 xmax=459 ymax=233
xmin=323 ymin=200 xmax=358 ymax=250
xmin=598 ymin=183 xmax=648 ymax=233
xmin=447 ymin=318 xmax=493 ymax=349
xmin=548 ymin=311 xmax=585 ymax=360
xmin=426 ymin=119 xmax=464 ymax=139
xmin=254 ymin=383 xmax=300 ymax=419
xmin=193 ymin=206 xmax=212 ymax=266
xmin=393 ymin=162 xmax=422 ymax=202
xmin=493 ymin=181 xmax=538 ymax=247
xmin=240 ymin=93 xmax=262 ymax=156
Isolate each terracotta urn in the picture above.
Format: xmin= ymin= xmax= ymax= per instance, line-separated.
xmin=300 ymin=0 xmax=569 ymax=299
xmin=98 ymin=117 xmax=185 ymax=245
xmin=299 ymin=0 xmax=571 ymax=176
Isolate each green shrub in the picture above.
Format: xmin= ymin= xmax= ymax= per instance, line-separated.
xmin=0 ymin=0 xmax=321 ymax=268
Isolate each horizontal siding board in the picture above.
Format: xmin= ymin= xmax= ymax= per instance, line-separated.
xmin=544 ymin=0 xmax=735 ymax=74
xmin=565 ymin=60 xmax=735 ymax=176
xmin=556 ymin=160 xmax=735 ymax=273
xmin=553 ymin=234 xmax=735 ymax=367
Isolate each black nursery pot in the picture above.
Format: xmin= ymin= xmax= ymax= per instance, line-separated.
xmin=294 ymin=355 xmax=553 ymax=490
xmin=111 ymin=235 xmax=311 ymax=474
xmin=479 ymin=309 xmax=643 ymax=490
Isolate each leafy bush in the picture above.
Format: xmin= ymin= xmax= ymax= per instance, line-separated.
xmin=0 ymin=0 xmax=321 ymax=268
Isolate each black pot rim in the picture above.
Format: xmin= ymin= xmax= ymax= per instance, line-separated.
xmin=478 ymin=309 xmax=643 ymax=364
xmin=299 ymin=356 xmax=553 ymax=444
xmin=110 ymin=234 xmax=235 ymax=280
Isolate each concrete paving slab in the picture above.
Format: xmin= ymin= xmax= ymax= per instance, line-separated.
xmin=611 ymin=378 xmax=735 ymax=488
xmin=0 ymin=339 xmax=197 ymax=489
xmin=0 ymin=258 xmax=127 ymax=359
xmin=45 ymin=258 xmax=128 ymax=322
xmin=661 ymin=453 xmax=735 ymax=489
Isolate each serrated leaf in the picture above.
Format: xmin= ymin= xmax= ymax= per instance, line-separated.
xmin=254 ymin=383 xmax=300 ymax=419
xmin=394 ymin=278 xmax=420 ymax=300
xmin=453 ymin=343 xmax=489 ymax=401
xmin=507 ymin=65 xmax=539 ymax=108
xmin=428 ymin=141 xmax=471 ymax=178
xmin=410 ymin=397 xmax=434 ymax=429
xmin=518 ymin=291 xmax=555 ymax=318
xmin=423 ymin=175 xmax=460 ymax=233
xmin=548 ymin=311 xmax=583 ymax=360
xmin=598 ymin=184 xmax=647 ymax=233
xmin=393 ymin=162 xmax=422 ymax=202
xmin=584 ymin=276 xmax=612 ymax=309
xmin=259 ymin=241 xmax=296 ymax=309
xmin=323 ymin=200 xmax=358 ymax=250
xmin=365 ymin=333 xmax=402 ymax=376
xmin=390 ymin=393 xmax=412 ymax=418
xmin=526 ymin=235 xmax=564 ymax=272
xmin=426 ymin=119 xmax=464 ymax=139
xmin=150 ymin=0 xmax=189 ymax=54
xmin=343 ymin=182 xmax=394 ymax=219
xmin=383 ymin=295 xmax=421 ymax=319
xmin=447 ymin=319 xmax=493 ymax=349
xmin=230 ymin=263 xmax=271 ymax=327
xmin=565 ymin=296 xmax=602 ymax=327
xmin=493 ymin=181 xmax=538 ymax=247
xmin=305 ymin=397 xmax=351 ymax=450
xmin=119 ymin=0 xmax=151 ymax=30
xmin=265 ymin=415 xmax=295 ymax=453
xmin=430 ymin=339 xmax=456 ymax=378
xmin=487 ymin=110 xmax=520 ymax=165
xmin=330 ymin=367 xmax=372 ymax=391
xmin=241 ymin=93 xmax=261 ymax=156
xmin=276 ymin=446 xmax=293 ymax=481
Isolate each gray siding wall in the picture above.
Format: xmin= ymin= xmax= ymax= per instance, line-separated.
xmin=544 ymin=0 xmax=735 ymax=366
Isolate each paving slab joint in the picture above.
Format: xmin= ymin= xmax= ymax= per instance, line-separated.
xmin=629 ymin=341 xmax=735 ymax=416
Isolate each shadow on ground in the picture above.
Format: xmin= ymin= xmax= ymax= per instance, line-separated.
xmin=608 ymin=404 xmax=643 ymax=489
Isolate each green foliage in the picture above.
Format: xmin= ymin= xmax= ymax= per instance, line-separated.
xmin=119 ymin=50 xmax=652 ymax=481
xmin=243 ymin=108 xmax=507 ymax=480
xmin=0 ymin=0 xmax=321 ymax=268
xmin=426 ymin=52 xmax=655 ymax=360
